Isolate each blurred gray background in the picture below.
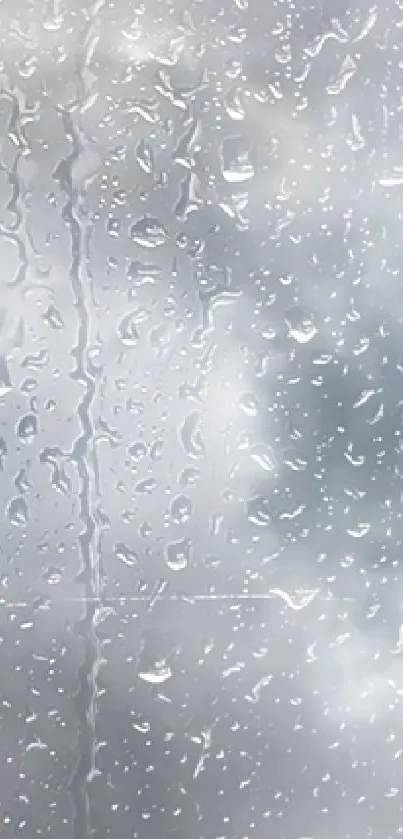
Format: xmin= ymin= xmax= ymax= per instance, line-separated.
xmin=0 ymin=0 xmax=402 ymax=837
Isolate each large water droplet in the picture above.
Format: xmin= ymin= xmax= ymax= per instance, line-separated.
xmin=43 ymin=566 xmax=63 ymax=585
xmin=246 ymin=496 xmax=271 ymax=526
xmin=221 ymin=135 xmax=255 ymax=183
xmin=136 ymin=138 xmax=154 ymax=174
xmin=285 ymin=306 xmax=317 ymax=344
xmin=118 ymin=311 xmax=140 ymax=347
xmin=179 ymin=412 xmax=205 ymax=458
xmin=239 ymin=392 xmax=259 ymax=417
xmin=17 ymin=413 xmax=38 ymax=444
xmin=170 ymin=494 xmax=192 ymax=524
xmin=250 ymin=444 xmax=276 ymax=472
xmin=138 ymin=663 xmax=172 ymax=684
xmin=114 ymin=543 xmax=138 ymax=567
xmin=130 ymin=216 xmax=168 ymax=248
xmin=128 ymin=441 xmax=147 ymax=461
xmin=165 ymin=537 xmax=192 ymax=571
xmin=7 ymin=496 xmax=29 ymax=526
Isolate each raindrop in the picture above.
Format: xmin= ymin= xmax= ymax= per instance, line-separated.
xmin=0 ymin=356 xmax=12 ymax=396
xmin=224 ymin=86 xmax=245 ymax=121
xmin=347 ymin=523 xmax=371 ymax=538
xmin=246 ymin=496 xmax=271 ymax=526
xmin=179 ymin=411 xmax=205 ymax=458
xmin=7 ymin=496 xmax=29 ymax=526
xmin=107 ymin=218 xmax=120 ymax=238
xmin=130 ymin=216 xmax=168 ymax=248
xmin=118 ymin=311 xmax=140 ymax=347
xmin=136 ymin=138 xmax=154 ymax=174
xmin=17 ymin=414 xmax=38 ymax=444
xmin=285 ymin=306 xmax=317 ymax=343
xmin=165 ymin=537 xmax=192 ymax=571
xmin=221 ymin=135 xmax=254 ymax=183
xmin=43 ymin=567 xmax=63 ymax=585
xmin=0 ymin=437 xmax=7 ymax=469
xmin=128 ymin=441 xmax=147 ymax=461
xmin=43 ymin=305 xmax=64 ymax=330
xmin=170 ymin=494 xmax=192 ymax=524
xmin=327 ymin=55 xmax=357 ymax=96
xmin=283 ymin=449 xmax=308 ymax=471
xmin=138 ymin=663 xmax=172 ymax=684
xmin=250 ymin=444 xmax=276 ymax=472
xmin=114 ymin=543 xmax=138 ymax=567
xmin=239 ymin=392 xmax=259 ymax=417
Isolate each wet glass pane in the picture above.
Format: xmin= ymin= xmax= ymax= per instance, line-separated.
xmin=0 ymin=0 xmax=401 ymax=837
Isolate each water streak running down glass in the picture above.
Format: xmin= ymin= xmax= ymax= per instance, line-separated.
xmin=0 ymin=1 xmax=401 ymax=838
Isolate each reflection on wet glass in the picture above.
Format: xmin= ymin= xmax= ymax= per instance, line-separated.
xmin=0 ymin=1 xmax=401 ymax=837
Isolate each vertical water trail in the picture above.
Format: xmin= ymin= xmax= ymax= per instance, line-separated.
xmin=54 ymin=105 xmax=100 ymax=839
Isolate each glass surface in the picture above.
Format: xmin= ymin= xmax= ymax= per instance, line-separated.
xmin=0 ymin=1 xmax=401 ymax=837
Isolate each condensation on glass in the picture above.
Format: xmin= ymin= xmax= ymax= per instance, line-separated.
xmin=0 ymin=1 xmax=400 ymax=838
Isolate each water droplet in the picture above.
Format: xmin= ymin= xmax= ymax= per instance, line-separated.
xmin=347 ymin=523 xmax=371 ymax=539
xmin=250 ymin=444 xmax=276 ymax=472
xmin=114 ymin=543 xmax=138 ymax=567
xmin=107 ymin=218 xmax=120 ymax=238
xmin=138 ymin=663 xmax=172 ymax=684
xmin=136 ymin=138 xmax=154 ymax=174
xmin=0 ymin=437 xmax=7 ymax=469
xmin=179 ymin=412 xmax=205 ymax=458
xmin=246 ymin=496 xmax=271 ymax=526
xmin=224 ymin=86 xmax=245 ymax=121
xmin=327 ymin=54 xmax=357 ymax=96
xmin=43 ymin=566 xmax=63 ymax=585
xmin=283 ymin=449 xmax=307 ymax=472
xmin=17 ymin=413 xmax=38 ymax=443
xmin=285 ymin=306 xmax=317 ymax=344
xmin=165 ymin=537 xmax=192 ymax=571
xmin=135 ymin=478 xmax=156 ymax=495
xmin=20 ymin=378 xmax=37 ymax=394
xmin=221 ymin=135 xmax=254 ymax=183
xmin=0 ymin=356 xmax=12 ymax=396
xmin=7 ymin=496 xmax=29 ymax=526
xmin=170 ymin=495 xmax=192 ymax=524
xmin=130 ymin=216 xmax=168 ymax=248
xmin=239 ymin=392 xmax=259 ymax=417
xmin=43 ymin=306 xmax=64 ymax=330
xmin=118 ymin=311 xmax=140 ymax=347
xmin=128 ymin=441 xmax=147 ymax=461
xmin=150 ymin=439 xmax=163 ymax=461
